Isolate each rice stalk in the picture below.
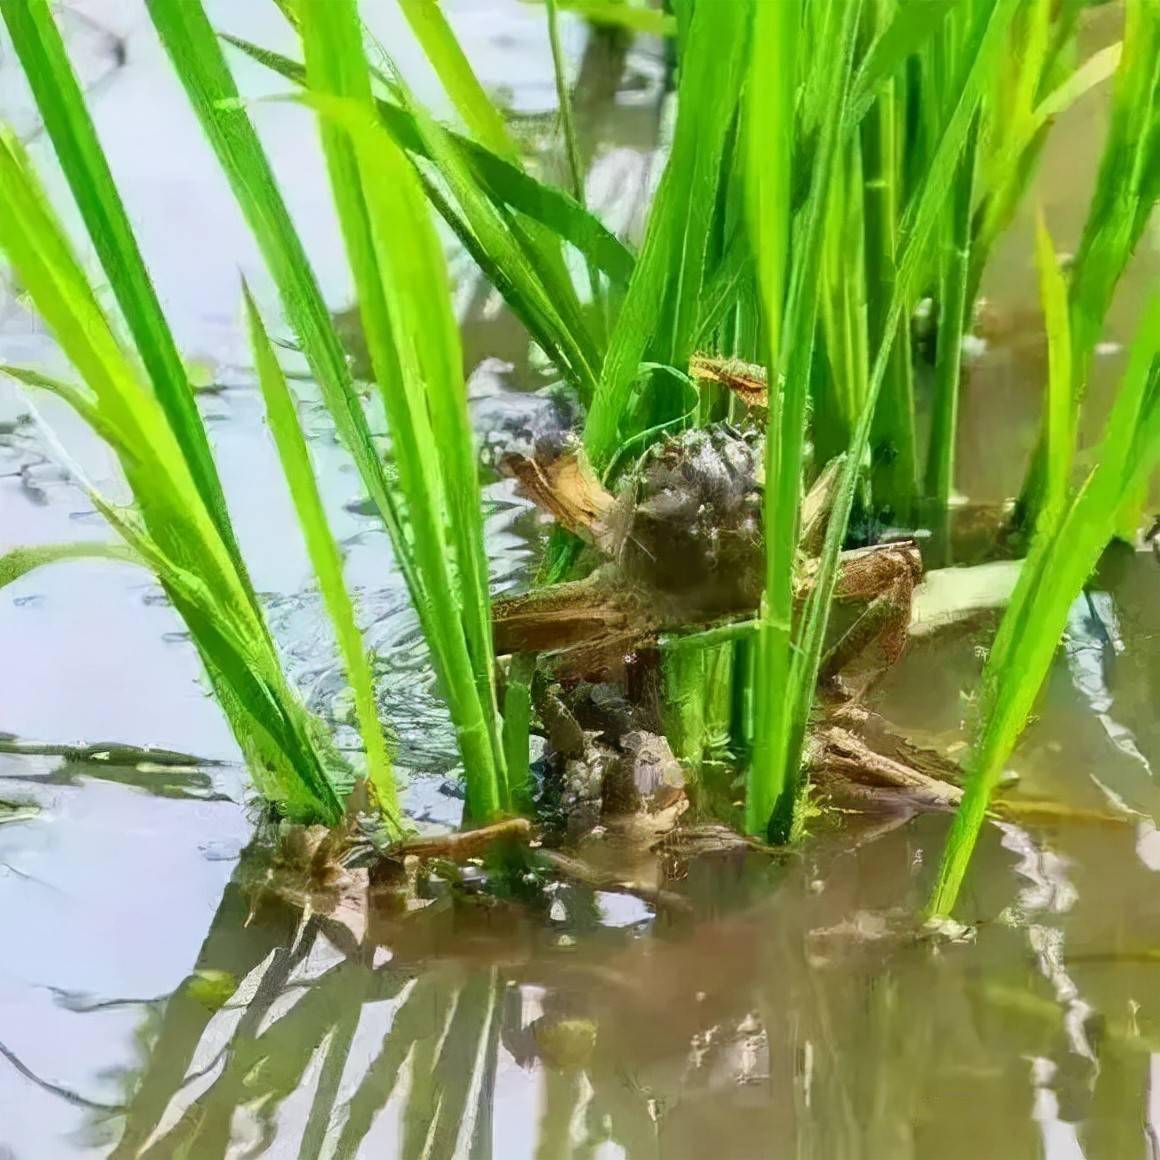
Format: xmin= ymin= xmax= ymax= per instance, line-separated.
xmin=748 ymin=0 xmax=1021 ymax=842
xmin=662 ymin=647 xmax=708 ymax=773
xmin=817 ymin=132 xmax=870 ymax=468
xmin=147 ymin=0 xmax=510 ymax=821
xmin=748 ymin=0 xmax=859 ymax=842
xmin=1018 ymin=0 xmax=1160 ymax=527
xmin=0 ymin=124 xmax=346 ymax=824
xmin=924 ymin=111 xmax=980 ymax=513
xmin=859 ymin=0 xmax=918 ymax=520
xmin=930 ymin=295 xmax=1160 ymax=918
xmin=295 ymin=0 xmax=509 ymax=819
xmin=583 ymin=0 xmax=753 ymax=471
xmin=1035 ymin=210 xmax=1075 ymax=526
xmin=244 ymin=286 xmax=401 ymax=834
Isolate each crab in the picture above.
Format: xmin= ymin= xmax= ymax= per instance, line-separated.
xmin=496 ymin=423 xmax=922 ymax=686
xmin=493 ymin=399 xmax=959 ymax=845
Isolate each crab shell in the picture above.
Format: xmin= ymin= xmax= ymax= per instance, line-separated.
xmin=610 ymin=423 xmax=765 ymax=615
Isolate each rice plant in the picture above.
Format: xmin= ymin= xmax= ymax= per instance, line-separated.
xmin=0 ymin=0 xmax=526 ymax=832
xmin=1017 ymin=0 xmax=1160 ymax=528
xmin=3 ymin=0 xmax=1152 ymax=885
xmin=930 ymin=292 xmax=1160 ymax=918
xmin=140 ymin=0 xmax=520 ymax=824
xmin=928 ymin=0 xmax=1160 ymax=913
xmin=745 ymin=0 xmax=1024 ymax=842
xmin=244 ymin=286 xmax=400 ymax=828
xmin=0 ymin=0 xmax=348 ymax=826
xmin=357 ymin=0 xmax=1121 ymax=848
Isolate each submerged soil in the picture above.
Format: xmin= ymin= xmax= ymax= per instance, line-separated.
xmin=2 ymin=3 xmax=1160 ymax=1157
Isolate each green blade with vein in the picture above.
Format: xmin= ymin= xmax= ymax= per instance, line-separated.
xmin=297 ymin=0 xmax=507 ymax=819
xmin=145 ymin=0 xmax=418 ymax=606
xmin=245 ymin=284 xmax=402 ymax=835
xmin=0 ymin=542 xmax=141 ymax=589
xmin=930 ymin=298 xmax=1160 ymax=918
xmin=0 ymin=0 xmax=243 ymax=574
xmin=0 ymin=124 xmax=343 ymax=823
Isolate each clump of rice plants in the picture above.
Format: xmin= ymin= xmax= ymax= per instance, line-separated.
xmin=2 ymin=0 xmax=1155 ymax=908
xmin=929 ymin=0 xmax=1160 ymax=915
xmin=0 ymin=0 xmax=522 ymax=832
xmin=0 ymin=0 xmax=350 ymax=827
xmin=930 ymin=291 xmax=1160 ymax=918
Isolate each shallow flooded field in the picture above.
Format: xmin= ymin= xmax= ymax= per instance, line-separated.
xmin=2 ymin=3 xmax=1160 ymax=1157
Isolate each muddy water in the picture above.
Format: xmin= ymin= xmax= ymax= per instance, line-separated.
xmin=1 ymin=3 xmax=1159 ymax=1157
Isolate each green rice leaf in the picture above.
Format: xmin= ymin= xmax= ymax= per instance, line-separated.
xmin=930 ymin=296 xmax=1160 ymax=918
xmin=754 ymin=0 xmax=865 ymax=843
xmin=744 ymin=0 xmax=803 ymax=838
xmin=244 ymin=285 xmax=401 ymax=835
xmin=1035 ymin=210 xmax=1074 ymax=526
xmin=393 ymin=0 xmax=600 ymax=396
xmin=925 ymin=112 xmax=980 ymax=508
xmin=32 ymin=395 xmax=348 ymax=820
xmin=745 ymin=0 xmax=796 ymax=368
xmin=848 ymin=0 xmax=954 ymax=126
xmin=0 ymin=541 xmax=140 ymax=589
xmin=224 ymin=18 xmax=604 ymax=397
xmin=0 ymin=364 xmax=114 ymax=443
xmin=1069 ymin=0 xmax=1160 ymax=373
xmin=584 ymin=0 xmax=754 ymax=469
xmin=0 ymin=129 xmax=240 ymax=588
xmin=146 ymin=0 xmax=418 ymax=602
xmin=1017 ymin=0 xmax=1160 ymax=527
xmin=392 ymin=80 xmax=601 ymax=398
xmin=0 ymin=118 xmax=344 ymax=824
xmin=1034 ymin=40 xmax=1123 ymax=123
xmin=397 ymin=0 xmax=518 ymax=160
xmin=270 ymin=0 xmax=300 ymax=29
xmin=750 ymin=0 xmax=1021 ymax=841
xmin=297 ymin=0 xmax=508 ymax=820
xmin=0 ymin=0 xmax=246 ymax=579
xmin=978 ymin=42 xmax=1122 ymax=220
xmin=895 ymin=0 xmax=1021 ymax=302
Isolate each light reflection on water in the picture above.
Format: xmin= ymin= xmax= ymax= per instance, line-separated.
xmin=1 ymin=1 xmax=1160 ymax=1157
